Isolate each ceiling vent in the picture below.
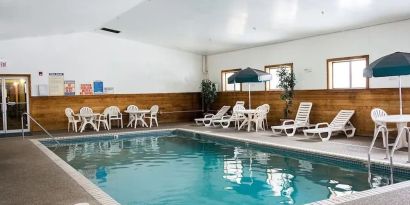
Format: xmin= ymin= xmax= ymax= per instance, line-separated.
xmin=100 ymin=27 xmax=121 ymax=34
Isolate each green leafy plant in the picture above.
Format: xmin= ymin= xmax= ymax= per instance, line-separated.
xmin=200 ymin=79 xmax=217 ymax=112
xmin=277 ymin=68 xmax=296 ymax=119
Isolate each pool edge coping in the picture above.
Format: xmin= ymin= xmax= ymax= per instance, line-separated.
xmin=34 ymin=127 xmax=410 ymax=205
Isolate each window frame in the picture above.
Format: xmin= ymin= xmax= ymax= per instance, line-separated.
xmin=221 ymin=68 xmax=242 ymax=92
xmin=326 ymin=55 xmax=369 ymax=90
xmin=264 ymin=63 xmax=294 ymax=91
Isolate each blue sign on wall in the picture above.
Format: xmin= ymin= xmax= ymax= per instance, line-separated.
xmin=93 ymin=80 xmax=104 ymax=94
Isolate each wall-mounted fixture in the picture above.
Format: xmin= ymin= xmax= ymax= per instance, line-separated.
xmin=101 ymin=27 xmax=121 ymax=34
xmin=0 ymin=58 xmax=6 ymax=68
xmin=304 ymin=68 xmax=312 ymax=73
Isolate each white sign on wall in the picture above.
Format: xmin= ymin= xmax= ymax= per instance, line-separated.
xmin=48 ymin=73 xmax=64 ymax=96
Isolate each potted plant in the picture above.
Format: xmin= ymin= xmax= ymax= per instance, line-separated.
xmin=200 ymin=79 xmax=217 ymax=113
xmin=277 ymin=68 xmax=296 ymax=119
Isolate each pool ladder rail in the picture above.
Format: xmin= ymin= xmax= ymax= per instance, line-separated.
xmin=21 ymin=112 xmax=60 ymax=145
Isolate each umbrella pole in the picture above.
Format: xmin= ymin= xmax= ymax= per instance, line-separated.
xmin=248 ymin=84 xmax=251 ymax=109
xmin=400 ymin=76 xmax=403 ymax=115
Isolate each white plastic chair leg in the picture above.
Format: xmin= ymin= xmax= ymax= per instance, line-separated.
xmin=319 ymin=131 xmax=332 ymax=141
xmin=284 ymin=127 xmax=297 ymax=137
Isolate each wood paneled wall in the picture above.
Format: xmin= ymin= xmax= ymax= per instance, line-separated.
xmin=213 ymin=88 xmax=410 ymax=136
xmin=30 ymin=93 xmax=201 ymax=131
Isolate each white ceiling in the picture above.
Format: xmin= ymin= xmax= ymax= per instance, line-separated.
xmin=0 ymin=0 xmax=145 ymax=39
xmin=2 ymin=0 xmax=410 ymax=55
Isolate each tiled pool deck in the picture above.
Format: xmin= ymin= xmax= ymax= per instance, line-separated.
xmin=2 ymin=122 xmax=410 ymax=205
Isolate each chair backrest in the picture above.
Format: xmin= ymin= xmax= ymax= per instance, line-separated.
xmin=150 ymin=105 xmax=159 ymax=115
xmin=262 ymin=104 xmax=270 ymax=113
xmin=330 ymin=110 xmax=355 ymax=129
xmin=214 ymin=106 xmax=231 ymax=118
xmin=80 ymin=107 xmax=93 ymax=115
xmin=126 ymin=105 xmax=139 ymax=112
xmin=65 ymin=108 xmax=75 ymax=119
xmin=107 ymin=106 xmax=121 ymax=116
xmin=294 ymin=102 xmax=313 ymax=123
xmin=371 ymin=108 xmax=388 ymax=126
xmin=232 ymin=104 xmax=246 ymax=117
xmin=255 ymin=105 xmax=268 ymax=119
xmin=102 ymin=107 xmax=110 ymax=116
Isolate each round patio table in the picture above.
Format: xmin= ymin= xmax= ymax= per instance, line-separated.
xmin=124 ymin=110 xmax=150 ymax=128
xmin=237 ymin=109 xmax=262 ymax=132
xmin=377 ymin=114 xmax=410 ymax=162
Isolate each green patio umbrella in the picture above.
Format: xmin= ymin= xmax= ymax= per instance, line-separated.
xmin=363 ymin=52 xmax=410 ymax=114
xmin=228 ymin=67 xmax=272 ymax=109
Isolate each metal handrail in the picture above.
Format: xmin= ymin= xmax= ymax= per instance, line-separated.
xmin=21 ymin=112 xmax=60 ymax=145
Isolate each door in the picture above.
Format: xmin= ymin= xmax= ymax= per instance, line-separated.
xmin=0 ymin=77 xmax=30 ymax=133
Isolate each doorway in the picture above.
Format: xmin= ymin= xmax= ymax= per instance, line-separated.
xmin=0 ymin=76 xmax=30 ymax=134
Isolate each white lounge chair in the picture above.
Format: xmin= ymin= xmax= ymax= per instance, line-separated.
xmin=303 ymin=110 xmax=356 ymax=141
xmin=271 ymin=102 xmax=313 ymax=137
xmin=65 ymin=108 xmax=81 ymax=132
xmin=107 ymin=106 xmax=123 ymax=129
xmin=212 ymin=104 xmax=246 ymax=128
xmin=145 ymin=105 xmax=159 ymax=127
xmin=195 ymin=106 xmax=231 ymax=126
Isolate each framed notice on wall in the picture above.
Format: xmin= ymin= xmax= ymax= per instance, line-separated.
xmin=48 ymin=73 xmax=64 ymax=96
xmin=80 ymin=84 xmax=93 ymax=95
xmin=93 ymin=80 xmax=103 ymax=95
xmin=64 ymin=80 xmax=75 ymax=96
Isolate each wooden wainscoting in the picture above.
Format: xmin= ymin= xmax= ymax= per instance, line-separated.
xmin=213 ymin=88 xmax=410 ymax=136
xmin=30 ymin=92 xmax=201 ymax=131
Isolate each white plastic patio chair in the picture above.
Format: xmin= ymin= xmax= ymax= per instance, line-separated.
xmin=65 ymin=108 xmax=81 ymax=132
xmin=107 ymin=106 xmax=123 ymax=129
xmin=303 ymin=110 xmax=356 ymax=141
xmin=370 ymin=108 xmax=396 ymax=148
xmin=145 ymin=105 xmax=159 ymax=127
xmin=79 ymin=107 xmax=98 ymax=132
xmin=126 ymin=105 xmax=139 ymax=127
xmin=368 ymin=108 xmax=393 ymax=161
xmin=95 ymin=107 xmax=110 ymax=131
xmin=195 ymin=106 xmax=231 ymax=126
xmin=212 ymin=104 xmax=246 ymax=128
xmin=271 ymin=102 xmax=313 ymax=137
xmin=248 ymin=105 xmax=268 ymax=132
xmin=261 ymin=104 xmax=270 ymax=128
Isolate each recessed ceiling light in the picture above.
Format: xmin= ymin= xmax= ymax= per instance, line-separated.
xmin=252 ymin=27 xmax=256 ymax=30
xmin=100 ymin=27 xmax=121 ymax=34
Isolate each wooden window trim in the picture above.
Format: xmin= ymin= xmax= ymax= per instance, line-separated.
xmin=326 ymin=55 xmax=369 ymax=90
xmin=221 ymin=68 xmax=242 ymax=92
xmin=264 ymin=63 xmax=293 ymax=91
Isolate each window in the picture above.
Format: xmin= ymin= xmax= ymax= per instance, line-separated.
xmin=221 ymin=69 xmax=241 ymax=91
xmin=265 ymin=63 xmax=293 ymax=90
xmin=327 ymin=55 xmax=369 ymax=89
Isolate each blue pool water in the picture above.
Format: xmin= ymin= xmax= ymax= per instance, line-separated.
xmin=46 ymin=130 xmax=409 ymax=205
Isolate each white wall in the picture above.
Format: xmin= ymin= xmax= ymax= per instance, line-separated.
xmin=0 ymin=32 xmax=203 ymax=96
xmin=207 ymin=19 xmax=410 ymax=91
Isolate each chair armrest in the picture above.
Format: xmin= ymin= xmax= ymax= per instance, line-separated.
xmin=204 ymin=114 xmax=214 ymax=118
xmin=315 ymin=122 xmax=330 ymax=129
xmin=221 ymin=115 xmax=231 ymax=120
xmin=282 ymin=120 xmax=295 ymax=125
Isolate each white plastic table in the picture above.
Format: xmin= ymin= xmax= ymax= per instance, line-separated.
xmin=76 ymin=113 xmax=99 ymax=132
xmin=237 ymin=109 xmax=260 ymax=132
xmin=377 ymin=115 xmax=410 ymax=148
xmin=125 ymin=110 xmax=150 ymax=128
